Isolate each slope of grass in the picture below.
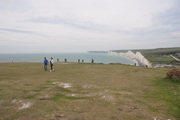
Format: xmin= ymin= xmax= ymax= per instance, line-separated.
xmin=133 ymin=47 xmax=180 ymax=65
xmin=113 ymin=47 xmax=180 ymax=65
xmin=0 ymin=63 xmax=179 ymax=120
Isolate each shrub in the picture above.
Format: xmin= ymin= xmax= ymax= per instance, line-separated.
xmin=166 ymin=68 xmax=180 ymax=81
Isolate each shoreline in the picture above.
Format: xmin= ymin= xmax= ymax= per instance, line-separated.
xmin=0 ymin=62 xmax=133 ymax=65
xmin=0 ymin=53 xmax=134 ymax=65
xmin=109 ymin=50 xmax=152 ymax=67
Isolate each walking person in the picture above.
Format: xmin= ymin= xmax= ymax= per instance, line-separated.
xmin=50 ymin=57 xmax=54 ymax=72
xmin=43 ymin=57 xmax=48 ymax=71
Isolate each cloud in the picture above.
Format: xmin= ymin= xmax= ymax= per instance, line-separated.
xmin=28 ymin=17 xmax=99 ymax=31
xmin=0 ymin=27 xmax=48 ymax=37
xmin=0 ymin=27 xmax=34 ymax=34
xmin=156 ymin=1 xmax=180 ymax=25
xmin=25 ymin=0 xmax=174 ymax=30
xmin=0 ymin=0 xmax=179 ymax=53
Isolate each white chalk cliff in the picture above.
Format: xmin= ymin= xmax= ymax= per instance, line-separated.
xmin=109 ymin=50 xmax=152 ymax=67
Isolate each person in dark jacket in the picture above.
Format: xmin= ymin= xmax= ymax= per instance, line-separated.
xmin=50 ymin=57 xmax=54 ymax=72
xmin=43 ymin=57 xmax=48 ymax=71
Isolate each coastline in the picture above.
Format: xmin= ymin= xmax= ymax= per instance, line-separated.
xmin=109 ymin=50 xmax=152 ymax=67
xmin=0 ymin=53 xmax=135 ymax=65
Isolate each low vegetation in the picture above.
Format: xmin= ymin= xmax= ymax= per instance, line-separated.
xmin=0 ymin=63 xmax=179 ymax=120
xmin=166 ymin=68 xmax=180 ymax=81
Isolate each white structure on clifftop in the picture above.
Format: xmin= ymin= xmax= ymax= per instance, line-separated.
xmin=109 ymin=50 xmax=152 ymax=67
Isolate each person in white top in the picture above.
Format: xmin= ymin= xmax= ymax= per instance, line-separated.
xmin=50 ymin=57 xmax=54 ymax=72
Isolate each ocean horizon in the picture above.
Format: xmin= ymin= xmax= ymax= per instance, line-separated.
xmin=0 ymin=52 xmax=136 ymax=65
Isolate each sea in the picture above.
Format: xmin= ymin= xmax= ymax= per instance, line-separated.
xmin=0 ymin=53 xmax=136 ymax=65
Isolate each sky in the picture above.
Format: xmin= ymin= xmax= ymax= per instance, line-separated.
xmin=0 ymin=0 xmax=180 ymax=53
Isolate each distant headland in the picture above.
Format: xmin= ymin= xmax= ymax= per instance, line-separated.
xmin=88 ymin=51 xmax=108 ymax=53
xmin=109 ymin=47 xmax=180 ymax=67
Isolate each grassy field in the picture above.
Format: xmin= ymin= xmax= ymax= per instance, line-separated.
xmin=132 ymin=47 xmax=180 ymax=66
xmin=113 ymin=47 xmax=180 ymax=65
xmin=0 ymin=63 xmax=179 ymax=120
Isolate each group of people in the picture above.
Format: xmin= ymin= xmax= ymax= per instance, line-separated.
xmin=43 ymin=57 xmax=54 ymax=72
xmin=43 ymin=57 xmax=95 ymax=71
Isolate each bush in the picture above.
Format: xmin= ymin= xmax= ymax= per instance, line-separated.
xmin=166 ymin=68 xmax=180 ymax=81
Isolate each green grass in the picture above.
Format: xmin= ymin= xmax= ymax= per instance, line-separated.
xmin=53 ymin=94 xmax=88 ymax=102
xmin=33 ymin=86 xmax=49 ymax=92
xmin=153 ymin=78 xmax=180 ymax=118
xmin=0 ymin=63 xmax=179 ymax=120
xmin=113 ymin=47 xmax=180 ymax=65
xmin=136 ymin=47 xmax=180 ymax=65
xmin=25 ymin=94 xmax=39 ymax=99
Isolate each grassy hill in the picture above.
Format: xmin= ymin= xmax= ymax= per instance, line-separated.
xmin=112 ymin=47 xmax=180 ymax=66
xmin=0 ymin=63 xmax=179 ymax=120
xmin=132 ymin=47 xmax=180 ymax=66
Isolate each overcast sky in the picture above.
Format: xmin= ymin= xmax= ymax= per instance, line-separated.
xmin=0 ymin=0 xmax=180 ymax=53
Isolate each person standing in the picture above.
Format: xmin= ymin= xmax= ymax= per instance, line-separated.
xmin=11 ymin=57 xmax=14 ymax=63
xmin=43 ymin=57 xmax=48 ymax=71
xmin=91 ymin=58 xmax=94 ymax=64
xmin=50 ymin=57 xmax=54 ymax=72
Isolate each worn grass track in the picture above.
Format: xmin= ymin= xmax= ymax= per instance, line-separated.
xmin=0 ymin=63 xmax=179 ymax=120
